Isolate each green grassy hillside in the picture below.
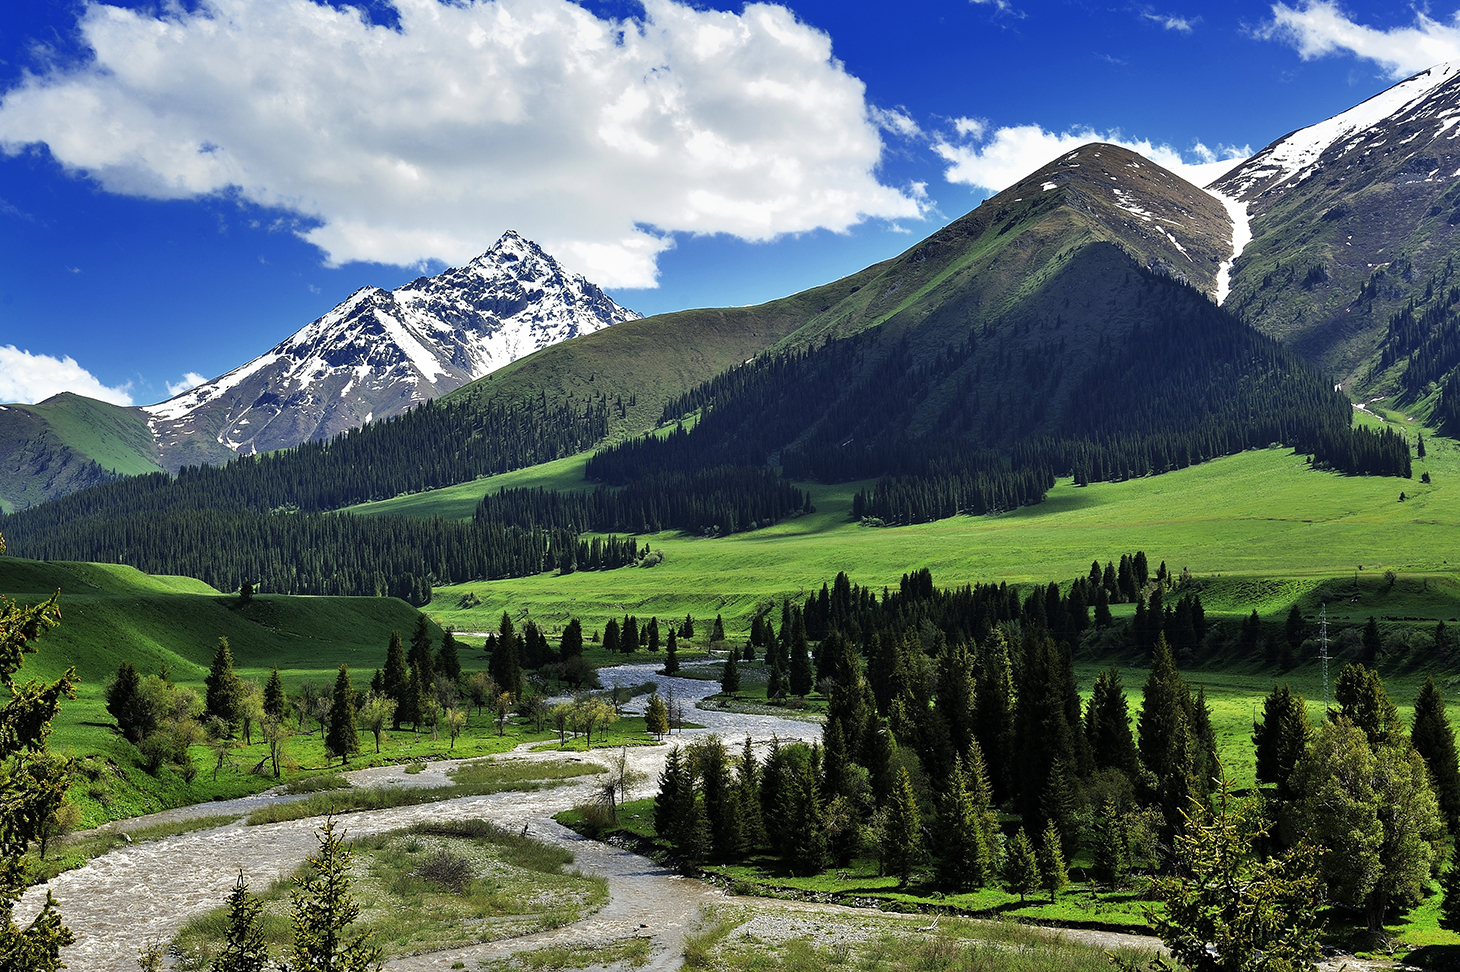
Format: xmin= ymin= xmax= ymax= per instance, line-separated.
xmin=0 ymin=554 xmax=447 ymax=818
xmin=426 ymin=424 xmax=1457 ymax=637
xmin=0 ymin=393 xmax=162 ymax=512
xmin=346 ymin=451 xmax=594 ymax=520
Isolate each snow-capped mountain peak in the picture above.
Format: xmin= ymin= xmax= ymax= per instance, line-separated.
xmin=1220 ymin=61 xmax=1460 ymax=201
xmin=142 ymin=232 xmax=639 ymax=469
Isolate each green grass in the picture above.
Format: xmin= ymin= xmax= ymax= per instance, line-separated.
xmin=480 ymin=936 xmax=652 ymax=971
xmin=428 ymin=435 xmax=1460 ymax=640
xmin=172 ymin=818 xmax=607 ymax=968
xmin=244 ymin=758 xmax=605 ymax=825
xmin=680 ymin=905 xmax=1154 ymax=972
xmin=0 ymin=554 xmax=676 ymax=829
xmin=346 ymin=450 xmax=595 ymax=520
xmin=0 ymin=556 xmax=460 ymax=826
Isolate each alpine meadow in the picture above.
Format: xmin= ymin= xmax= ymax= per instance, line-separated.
xmin=10 ymin=5 xmax=1460 ymax=971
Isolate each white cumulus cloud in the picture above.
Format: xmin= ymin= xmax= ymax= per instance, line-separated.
xmin=1261 ymin=1 xmax=1460 ymax=79
xmin=0 ymin=345 xmax=134 ymax=406
xmin=0 ymin=0 xmax=923 ymax=289
xmin=935 ymin=121 xmax=1249 ymax=191
xmin=166 ymin=372 xmax=208 ymax=397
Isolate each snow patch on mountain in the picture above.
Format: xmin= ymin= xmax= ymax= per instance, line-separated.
xmin=1207 ymin=188 xmax=1251 ymax=306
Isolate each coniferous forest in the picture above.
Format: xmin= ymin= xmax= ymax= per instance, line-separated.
xmin=643 ymin=558 xmax=1456 ymax=943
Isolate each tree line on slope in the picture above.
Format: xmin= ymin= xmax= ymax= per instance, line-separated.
xmin=610 ymin=269 xmax=1411 ymax=528
xmin=1 ymin=510 xmax=641 ymax=605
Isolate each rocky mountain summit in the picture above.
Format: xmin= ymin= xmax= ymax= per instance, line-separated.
xmin=143 ymin=231 xmax=639 ymax=469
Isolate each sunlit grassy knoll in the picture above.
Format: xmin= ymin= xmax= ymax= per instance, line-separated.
xmin=0 ymin=554 xmax=667 ymax=827
xmin=172 ymin=819 xmax=608 ymax=968
xmin=430 ymin=440 xmax=1459 ymax=640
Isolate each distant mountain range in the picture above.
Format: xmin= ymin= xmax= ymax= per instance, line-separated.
xmin=8 ymin=61 xmax=1460 ymax=530
xmin=0 ymin=232 xmax=638 ymax=509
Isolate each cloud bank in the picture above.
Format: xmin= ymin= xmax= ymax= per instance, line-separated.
xmin=0 ymin=346 xmax=134 ymax=406
xmin=935 ymin=121 xmax=1249 ymax=192
xmin=0 ymin=0 xmax=923 ymax=288
xmin=1262 ymin=1 xmax=1460 ymax=79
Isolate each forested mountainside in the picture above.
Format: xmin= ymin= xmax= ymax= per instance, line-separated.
xmin=485 ymin=246 xmax=1406 ymax=536
xmin=1217 ymin=63 xmax=1460 ymax=423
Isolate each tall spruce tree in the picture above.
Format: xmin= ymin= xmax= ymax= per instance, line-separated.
xmin=1090 ymin=797 xmax=1129 ymax=890
xmin=603 ymin=618 xmax=621 ymax=654
xmin=693 ymin=737 xmax=743 ymax=862
xmin=937 ymin=757 xmax=991 ymax=891
xmin=205 ymin=636 xmax=244 ymax=731
xmin=1138 ymin=634 xmax=1188 ymax=782
xmin=560 ymin=619 xmax=584 ymax=660
xmin=786 ymin=758 xmax=828 ymax=876
xmin=1285 ymin=605 xmax=1306 ymax=655
xmin=1038 ymin=820 xmax=1070 ymax=902
xmin=490 ymin=613 xmax=523 ymax=699
xmin=382 ymin=631 xmax=408 ymax=730
xmin=1003 ymin=828 xmax=1040 ymax=903
xmin=720 ymin=650 xmax=740 ymax=695
xmin=737 ymin=737 xmax=766 ymax=851
xmin=408 ymin=614 xmax=435 ymax=686
xmin=621 ymin=616 xmax=639 ymax=654
xmin=788 ymin=611 xmax=812 ymax=696
xmin=106 ymin=660 xmax=147 ymax=744
xmin=884 ymin=766 xmax=922 ymax=885
xmin=1085 ymin=665 xmax=1137 ymax=777
xmin=325 ymin=666 xmax=360 ymax=765
xmin=264 ymin=666 xmax=288 ymax=719
xmin=654 ymin=746 xmax=706 ymax=863
xmin=1191 ymin=686 xmax=1218 ymax=795
xmin=437 ymin=630 xmax=462 ymax=683
xmin=1362 ymin=616 xmax=1382 ymax=664
xmin=973 ymin=630 xmax=1016 ymax=804
xmin=1412 ymin=677 xmax=1460 ymax=836
xmin=1333 ymin=662 xmax=1402 ymax=747
xmin=934 ymin=639 xmax=977 ymax=770
xmin=1253 ymin=684 xmax=1311 ymax=802
xmin=663 ymin=628 xmax=680 ymax=675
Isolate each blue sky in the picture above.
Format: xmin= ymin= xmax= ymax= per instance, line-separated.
xmin=0 ymin=0 xmax=1454 ymax=406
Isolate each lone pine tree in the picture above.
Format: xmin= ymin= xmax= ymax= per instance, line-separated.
xmin=282 ymin=819 xmax=382 ymax=972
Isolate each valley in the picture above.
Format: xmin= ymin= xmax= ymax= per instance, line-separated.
xmin=11 ymin=55 xmax=1460 ymax=972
